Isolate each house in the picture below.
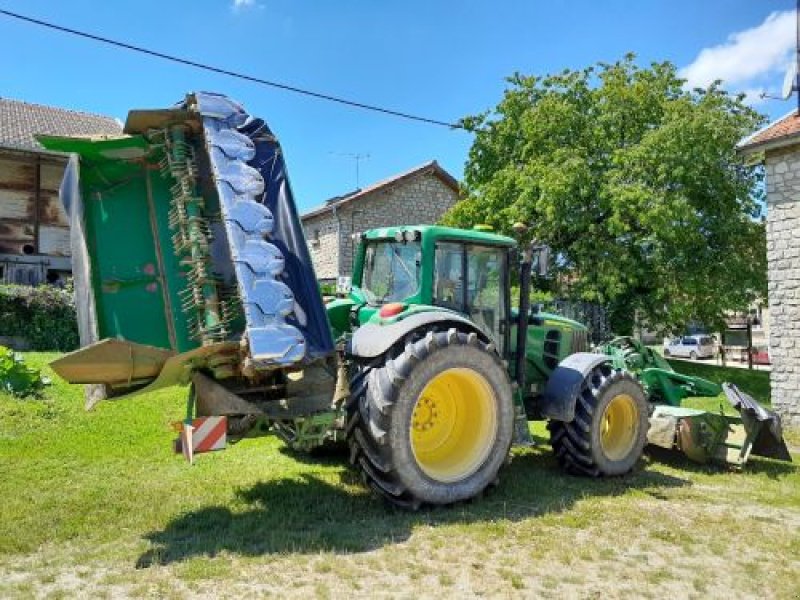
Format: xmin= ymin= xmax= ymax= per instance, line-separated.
xmin=301 ymin=161 xmax=460 ymax=281
xmin=737 ymin=110 xmax=800 ymax=429
xmin=0 ymin=98 xmax=121 ymax=285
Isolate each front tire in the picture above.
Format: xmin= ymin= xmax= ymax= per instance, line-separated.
xmin=549 ymin=364 xmax=649 ymax=477
xmin=347 ymin=328 xmax=514 ymax=509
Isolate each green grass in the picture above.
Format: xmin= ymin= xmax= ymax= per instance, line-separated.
xmin=664 ymin=358 xmax=772 ymax=414
xmin=666 ymin=359 xmax=771 ymax=402
xmin=0 ymin=353 xmax=798 ymax=598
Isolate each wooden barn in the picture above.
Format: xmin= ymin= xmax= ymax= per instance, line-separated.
xmin=0 ymin=98 xmax=121 ymax=285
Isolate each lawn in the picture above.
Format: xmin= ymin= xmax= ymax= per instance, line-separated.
xmin=0 ymin=353 xmax=798 ymax=598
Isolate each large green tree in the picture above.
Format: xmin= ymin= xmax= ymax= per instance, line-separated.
xmin=444 ymin=55 xmax=767 ymax=334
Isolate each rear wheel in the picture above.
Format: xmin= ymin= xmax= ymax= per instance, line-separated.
xmin=347 ymin=328 xmax=514 ymax=509
xmin=549 ymin=365 xmax=649 ymax=476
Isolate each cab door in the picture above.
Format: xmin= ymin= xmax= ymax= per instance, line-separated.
xmin=433 ymin=243 xmax=509 ymax=356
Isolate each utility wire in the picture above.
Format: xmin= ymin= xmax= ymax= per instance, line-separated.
xmin=0 ymin=8 xmax=462 ymax=129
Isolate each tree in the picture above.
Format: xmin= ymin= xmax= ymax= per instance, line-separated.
xmin=443 ymin=55 xmax=767 ymax=335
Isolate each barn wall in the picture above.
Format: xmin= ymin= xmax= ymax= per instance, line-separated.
xmin=0 ymin=151 xmax=69 ymax=258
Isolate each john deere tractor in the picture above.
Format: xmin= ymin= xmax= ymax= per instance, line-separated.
xmin=46 ymin=93 xmax=789 ymax=510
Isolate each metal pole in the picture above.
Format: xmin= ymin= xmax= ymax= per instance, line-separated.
xmin=515 ymin=244 xmax=533 ymax=387
xmin=747 ymin=319 xmax=753 ymax=370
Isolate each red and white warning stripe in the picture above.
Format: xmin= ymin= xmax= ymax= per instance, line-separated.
xmin=175 ymin=416 xmax=227 ymax=462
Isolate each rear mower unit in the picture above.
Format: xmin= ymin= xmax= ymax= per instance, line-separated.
xmin=46 ymin=93 xmax=790 ymax=510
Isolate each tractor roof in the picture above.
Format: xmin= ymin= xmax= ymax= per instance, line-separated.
xmin=363 ymin=224 xmax=516 ymax=247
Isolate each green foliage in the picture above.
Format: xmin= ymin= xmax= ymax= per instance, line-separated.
xmin=444 ymin=55 xmax=768 ymax=334
xmin=319 ymin=282 xmax=337 ymax=296
xmin=0 ymin=346 xmax=49 ymax=397
xmin=0 ymin=284 xmax=79 ymax=351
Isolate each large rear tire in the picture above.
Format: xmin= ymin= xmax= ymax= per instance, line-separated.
xmin=548 ymin=364 xmax=649 ymax=476
xmin=347 ymin=328 xmax=514 ymax=509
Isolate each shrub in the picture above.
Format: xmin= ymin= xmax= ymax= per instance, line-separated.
xmin=0 ymin=346 xmax=50 ymax=397
xmin=319 ymin=282 xmax=337 ymax=297
xmin=0 ymin=284 xmax=79 ymax=351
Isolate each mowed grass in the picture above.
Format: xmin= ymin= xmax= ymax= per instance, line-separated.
xmin=0 ymin=354 xmax=798 ymax=599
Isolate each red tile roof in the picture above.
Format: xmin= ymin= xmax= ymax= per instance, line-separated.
xmin=738 ymin=110 xmax=800 ymax=154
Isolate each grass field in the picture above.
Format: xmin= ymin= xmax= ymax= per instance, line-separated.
xmin=0 ymin=353 xmax=798 ymax=598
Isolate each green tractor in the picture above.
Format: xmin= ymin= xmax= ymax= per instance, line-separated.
xmin=326 ymin=224 xmax=651 ymax=505
xmin=46 ymin=93 xmax=789 ymax=510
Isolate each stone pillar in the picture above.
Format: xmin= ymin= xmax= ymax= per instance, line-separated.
xmin=765 ymin=146 xmax=800 ymax=429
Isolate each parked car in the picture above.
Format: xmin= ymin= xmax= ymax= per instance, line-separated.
xmin=749 ymin=346 xmax=771 ymax=365
xmin=664 ymin=335 xmax=715 ymax=360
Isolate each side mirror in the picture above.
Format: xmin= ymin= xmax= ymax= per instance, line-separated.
xmin=532 ymin=245 xmax=550 ymax=277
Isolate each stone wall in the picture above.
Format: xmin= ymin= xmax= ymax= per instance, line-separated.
xmin=765 ymin=146 xmax=800 ymax=428
xmin=303 ymin=211 xmax=339 ymax=280
xmin=303 ymin=171 xmax=459 ymax=280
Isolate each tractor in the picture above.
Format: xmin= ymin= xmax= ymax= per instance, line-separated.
xmin=44 ymin=92 xmax=790 ymax=510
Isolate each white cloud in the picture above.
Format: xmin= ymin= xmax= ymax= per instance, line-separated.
xmin=231 ymin=0 xmax=260 ymax=11
xmin=680 ymin=10 xmax=795 ymax=91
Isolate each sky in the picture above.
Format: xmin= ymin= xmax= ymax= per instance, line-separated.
xmin=0 ymin=1 xmax=796 ymax=212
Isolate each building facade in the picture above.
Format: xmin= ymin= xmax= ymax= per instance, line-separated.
xmin=739 ymin=112 xmax=800 ymax=428
xmin=0 ymin=98 xmax=121 ymax=284
xmin=301 ymin=161 xmax=460 ymax=280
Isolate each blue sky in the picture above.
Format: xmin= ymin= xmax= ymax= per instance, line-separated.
xmin=0 ymin=1 xmax=795 ymax=212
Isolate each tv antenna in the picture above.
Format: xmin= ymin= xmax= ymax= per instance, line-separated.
xmin=330 ymin=152 xmax=371 ymax=189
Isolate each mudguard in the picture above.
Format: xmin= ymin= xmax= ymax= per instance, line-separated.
xmin=539 ymin=352 xmax=611 ymax=422
xmin=348 ymin=311 xmax=492 ymax=359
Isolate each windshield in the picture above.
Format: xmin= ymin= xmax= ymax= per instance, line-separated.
xmin=361 ymin=241 xmax=421 ymax=304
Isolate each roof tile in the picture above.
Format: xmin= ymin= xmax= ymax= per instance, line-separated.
xmin=302 ymin=160 xmax=459 ymax=219
xmin=0 ymin=98 xmax=121 ymax=152
xmin=739 ymin=110 xmax=800 ymax=153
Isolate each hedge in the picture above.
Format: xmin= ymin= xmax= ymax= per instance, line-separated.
xmin=0 ymin=284 xmax=79 ymax=352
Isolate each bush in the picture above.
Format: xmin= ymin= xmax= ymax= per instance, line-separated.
xmin=319 ymin=282 xmax=337 ymax=297
xmin=0 ymin=284 xmax=79 ymax=351
xmin=0 ymin=346 xmax=50 ymax=397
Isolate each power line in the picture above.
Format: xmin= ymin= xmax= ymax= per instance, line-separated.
xmin=0 ymin=8 xmax=463 ymax=129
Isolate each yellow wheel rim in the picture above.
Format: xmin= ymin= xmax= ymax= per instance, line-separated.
xmin=600 ymin=393 xmax=639 ymax=461
xmin=410 ymin=368 xmax=497 ymax=483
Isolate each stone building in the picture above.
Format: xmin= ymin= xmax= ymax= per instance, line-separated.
xmin=0 ymin=98 xmax=121 ymax=284
xmin=738 ymin=111 xmax=800 ymax=428
xmin=301 ymin=161 xmax=460 ymax=280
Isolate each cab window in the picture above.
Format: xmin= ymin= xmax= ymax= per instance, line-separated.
xmin=433 ymin=242 xmax=464 ymax=311
xmin=466 ymin=245 xmax=505 ymax=348
xmin=433 ymin=241 xmax=506 ymax=349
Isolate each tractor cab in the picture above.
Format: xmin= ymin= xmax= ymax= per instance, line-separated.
xmin=343 ymin=225 xmax=515 ymax=353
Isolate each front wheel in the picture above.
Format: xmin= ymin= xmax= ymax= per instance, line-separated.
xmin=549 ymin=365 xmax=649 ymax=476
xmin=347 ymin=328 xmax=515 ymax=509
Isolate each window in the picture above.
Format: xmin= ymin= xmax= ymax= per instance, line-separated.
xmin=466 ymin=246 xmax=505 ymax=347
xmin=433 ymin=242 xmax=464 ymax=311
xmin=361 ymin=240 xmax=421 ymax=304
xmin=433 ymin=242 xmax=506 ymax=349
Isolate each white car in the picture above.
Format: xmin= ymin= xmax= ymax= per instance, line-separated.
xmin=664 ymin=335 xmax=715 ymax=360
